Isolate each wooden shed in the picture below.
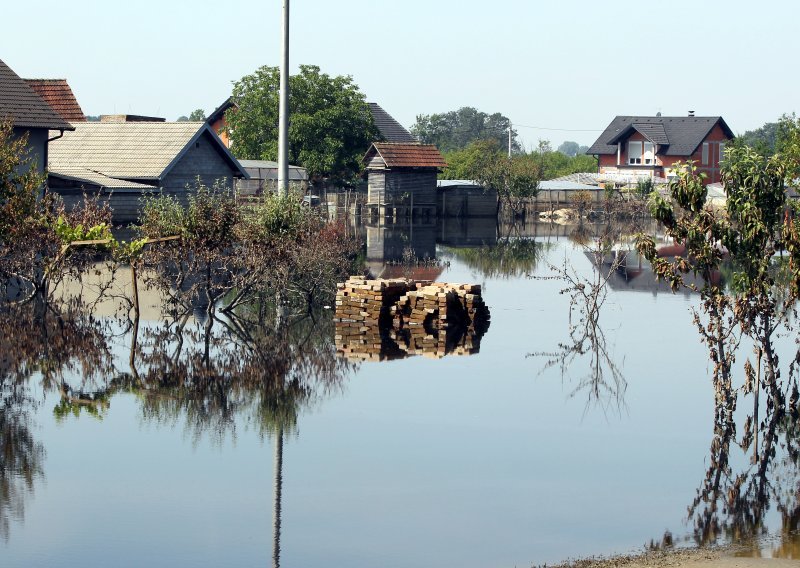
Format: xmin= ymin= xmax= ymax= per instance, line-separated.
xmin=48 ymin=122 xmax=248 ymax=222
xmin=363 ymin=142 xmax=446 ymax=218
xmin=436 ymin=180 xmax=498 ymax=218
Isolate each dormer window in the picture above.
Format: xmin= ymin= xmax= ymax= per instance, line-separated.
xmin=628 ymin=141 xmax=655 ymax=165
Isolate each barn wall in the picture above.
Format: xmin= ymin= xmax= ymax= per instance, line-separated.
xmin=384 ymin=169 xmax=437 ymax=205
xmin=162 ymin=131 xmax=236 ymax=195
xmin=437 ymin=186 xmax=498 ymax=217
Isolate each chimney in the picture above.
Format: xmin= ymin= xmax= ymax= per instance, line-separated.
xmin=688 ymin=110 xmax=695 ymax=117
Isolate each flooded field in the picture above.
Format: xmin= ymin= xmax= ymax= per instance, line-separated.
xmin=2 ymin=219 xmax=799 ymax=567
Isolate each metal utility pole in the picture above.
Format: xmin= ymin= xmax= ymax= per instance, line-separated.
xmin=277 ymin=0 xmax=290 ymax=197
xmin=508 ymin=122 xmax=512 ymax=158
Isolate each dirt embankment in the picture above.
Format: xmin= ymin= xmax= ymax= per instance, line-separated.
xmin=539 ymin=547 xmax=798 ymax=568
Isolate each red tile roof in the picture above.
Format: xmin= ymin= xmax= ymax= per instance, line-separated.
xmin=24 ymin=79 xmax=85 ymax=123
xmin=0 ymin=59 xmax=73 ymax=130
xmin=368 ymin=142 xmax=447 ymax=169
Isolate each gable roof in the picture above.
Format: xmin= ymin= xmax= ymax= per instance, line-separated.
xmin=588 ymin=116 xmax=734 ymax=156
xmin=48 ymin=122 xmax=247 ymax=181
xmin=0 ymin=59 xmax=73 ymax=131
xmin=207 ymin=97 xmax=236 ymax=124
xmin=368 ymin=103 xmax=416 ymax=143
xmin=364 ymin=142 xmax=446 ymax=169
xmin=24 ymin=79 xmax=85 ymax=123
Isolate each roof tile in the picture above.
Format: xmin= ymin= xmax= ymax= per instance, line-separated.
xmin=0 ymin=59 xmax=73 ymax=130
xmin=24 ymin=79 xmax=85 ymax=123
xmin=368 ymin=142 xmax=446 ymax=169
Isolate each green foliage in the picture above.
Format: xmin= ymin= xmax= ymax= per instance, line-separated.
xmin=227 ymin=64 xmax=377 ymax=185
xmin=239 ymin=191 xmax=307 ymax=241
xmin=442 ymin=238 xmax=551 ymax=279
xmin=635 ymin=177 xmax=654 ymax=199
xmin=470 ymin=150 xmax=543 ymax=216
xmin=188 ymin=109 xmax=206 ymax=121
xmin=739 ymin=121 xmax=780 ymax=156
xmin=441 ymin=139 xmax=597 ymax=183
xmin=54 ymin=216 xmax=112 ymax=244
xmin=112 ymin=238 xmax=149 ymax=265
xmin=138 ymin=193 xmax=186 ymax=238
xmin=411 ymin=106 xmax=519 ymax=153
xmin=557 ymin=141 xmax=589 ymax=157
xmin=538 ymin=150 xmax=597 ymax=180
xmin=0 ymin=120 xmax=47 ymax=242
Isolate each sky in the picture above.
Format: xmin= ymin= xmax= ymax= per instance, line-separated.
xmin=2 ymin=0 xmax=798 ymax=151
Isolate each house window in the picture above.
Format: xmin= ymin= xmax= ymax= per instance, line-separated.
xmin=718 ymin=142 xmax=725 ymax=164
xmin=702 ymin=143 xmax=709 ymax=165
xmin=628 ymin=141 xmax=642 ymax=164
xmin=643 ymin=142 xmax=655 ymax=165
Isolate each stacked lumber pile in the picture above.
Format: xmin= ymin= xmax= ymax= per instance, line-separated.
xmin=391 ymin=283 xmax=488 ymax=331
xmin=334 ymin=277 xmax=490 ymax=362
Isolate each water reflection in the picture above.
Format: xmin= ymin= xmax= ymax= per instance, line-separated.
xmin=531 ymin=236 xmax=627 ymax=415
xmin=0 ymin=385 xmax=44 ymax=542
xmin=688 ymin=369 xmax=800 ymax=552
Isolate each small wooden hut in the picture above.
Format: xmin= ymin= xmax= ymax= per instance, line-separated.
xmin=363 ymin=142 xmax=446 ymax=218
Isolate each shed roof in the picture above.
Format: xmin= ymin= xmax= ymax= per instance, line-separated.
xmin=238 ymin=159 xmax=308 ymax=181
xmin=587 ymin=116 xmax=734 ymax=156
xmin=24 ymin=79 xmax=85 ymax=123
xmin=368 ymin=103 xmax=416 ymax=143
xmin=0 ymin=59 xmax=73 ymax=131
xmin=49 ymin=167 xmax=156 ymax=190
xmin=365 ymin=142 xmax=446 ymax=169
xmin=49 ymin=122 xmax=247 ymax=181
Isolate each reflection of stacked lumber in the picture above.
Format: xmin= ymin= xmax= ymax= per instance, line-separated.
xmin=334 ymin=277 xmax=490 ymax=361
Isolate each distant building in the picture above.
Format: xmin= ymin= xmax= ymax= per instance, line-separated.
xmin=587 ymin=114 xmax=734 ymax=184
xmin=368 ymin=103 xmax=417 ymax=143
xmin=99 ymin=114 xmax=166 ymax=123
xmin=364 ymin=142 xmax=446 ymax=217
xmin=236 ymin=159 xmax=308 ymax=195
xmin=48 ymin=122 xmax=247 ymax=222
xmin=436 ymin=180 xmax=498 ymax=218
xmin=0 ymin=58 xmax=74 ymax=176
xmin=207 ymin=97 xmax=236 ymax=148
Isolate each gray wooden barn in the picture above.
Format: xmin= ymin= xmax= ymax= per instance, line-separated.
xmin=48 ymin=121 xmax=247 ymax=222
xmin=363 ymin=142 xmax=446 ymax=218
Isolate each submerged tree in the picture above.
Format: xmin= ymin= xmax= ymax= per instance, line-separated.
xmin=635 ymin=115 xmax=800 ymax=547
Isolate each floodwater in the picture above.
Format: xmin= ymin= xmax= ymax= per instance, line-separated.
xmin=2 ymin=218 xmax=799 ymax=568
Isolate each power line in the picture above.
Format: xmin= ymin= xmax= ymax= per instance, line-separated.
xmin=513 ymin=123 xmax=604 ymax=132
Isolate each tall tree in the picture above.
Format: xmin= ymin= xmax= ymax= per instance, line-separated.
xmin=227 ymin=65 xmax=378 ymax=186
xmin=411 ymin=107 xmax=520 ymax=153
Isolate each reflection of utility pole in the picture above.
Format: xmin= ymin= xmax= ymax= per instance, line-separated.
xmin=277 ymin=0 xmax=290 ymax=197
xmin=272 ymin=427 xmax=284 ymax=568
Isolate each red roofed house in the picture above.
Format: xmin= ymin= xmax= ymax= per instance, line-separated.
xmin=363 ymin=142 xmax=446 ymax=218
xmin=24 ymin=79 xmax=86 ymax=123
xmin=0 ymin=58 xmax=74 ymax=177
xmin=587 ymin=114 xmax=734 ymax=184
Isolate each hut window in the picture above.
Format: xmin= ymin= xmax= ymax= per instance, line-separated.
xmin=718 ymin=142 xmax=725 ymax=164
xmin=702 ymin=143 xmax=709 ymax=165
xmin=195 ymin=142 xmax=201 ymax=148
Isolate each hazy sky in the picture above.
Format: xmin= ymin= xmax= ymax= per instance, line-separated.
xmin=2 ymin=0 xmax=797 ymax=150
